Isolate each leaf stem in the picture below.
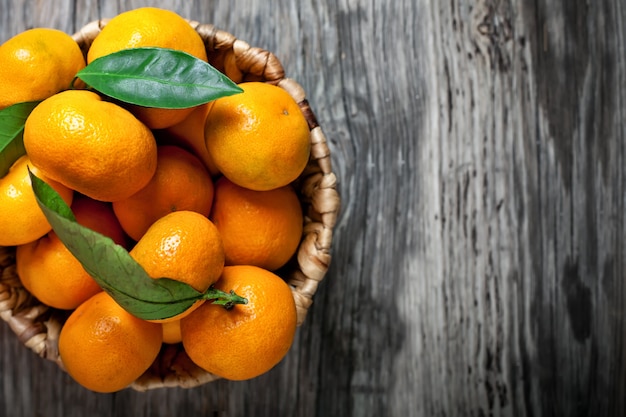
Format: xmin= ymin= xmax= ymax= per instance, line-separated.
xmin=203 ymin=287 xmax=248 ymax=310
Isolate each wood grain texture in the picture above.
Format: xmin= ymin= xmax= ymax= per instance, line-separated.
xmin=1 ymin=0 xmax=624 ymax=416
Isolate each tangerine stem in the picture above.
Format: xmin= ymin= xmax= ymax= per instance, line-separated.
xmin=203 ymin=287 xmax=248 ymax=310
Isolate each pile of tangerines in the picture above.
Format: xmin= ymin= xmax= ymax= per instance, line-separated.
xmin=0 ymin=7 xmax=310 ymax=392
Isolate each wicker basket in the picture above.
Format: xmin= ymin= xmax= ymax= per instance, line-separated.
xmin=0 ymin=20 xmax=340 ymax=391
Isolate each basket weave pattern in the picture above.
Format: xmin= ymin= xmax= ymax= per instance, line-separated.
xmin=0 ymin=20 xmax=340 ymax=391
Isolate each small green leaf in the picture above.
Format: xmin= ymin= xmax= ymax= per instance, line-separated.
xmin=29 ymin=169 xmax=204 ymax=321
xmin=0 ymin=101 xmax=40 ymax=177
xmin=76 ymin=47 xmax=242 ymax=109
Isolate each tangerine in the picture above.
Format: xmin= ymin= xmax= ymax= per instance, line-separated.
xmin=129 ymin=210 xmax=225 ymax=322
xmin=58 ymin=291 xmax=163 ymax=393
xmin=0 ymin=155 xmax=73 ymax=246
xmin=113 ymin=145 xmax=214 ymax=241
xmin=16 ymin=194 xmax=129 ymax=310
xmin=87 ymin=7 xmax=209 ymax=129
xmin=0 ymin=28 xmax=85 ymax=109
xmin=164 ymin=102 xmax=220 ymax=176
xmin=210 ymin=177 xmax=303 ymax=270
xmin=162 ymin=320 xmax=182 ymax=344
xmin=205 ymin=82 xmax=311 ymax=191
xmin=181 ymin=265 xmax=297 ymax=380
xmin=23 ymin=90 xmax=157 ymax=202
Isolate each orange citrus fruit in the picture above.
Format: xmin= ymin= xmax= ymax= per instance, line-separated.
xmin=87 ymin=7 xmax=209 ymax=129
xmin=112 ymin=145 xmax=214 ymax=241
xmin=163 ymin=102 xmax=220 ymax=176
xmin=129 ymin=210 xmax=225 ymax=322
xmin=23 ymin=90 xmax=157 ymax=202
xmin=70 ymin=195 xmax=130 ymax=247
xmin=16 ymin=195 xmax=129 ymax=309
xmin=162 ymin=320 xmax=182 ymax=344
xmin=87 ymin=7 xmax=207 ymax=64
xmin=210 ymin=177 xmax=303 ymax=270
xmin=0 ymin=155 xmax=74 ymax=246
xmin=0 ymin=28 xmax=85 ymax=109
xmin=127 ymin=106 xmax=198 ymax=131
xmin=204 ymin=82 xmax=311 ymax=191
xmin=58 ymin=291 xmax=163 ymax=393
xmin=180 ymin=265 xmax=297 ymax=380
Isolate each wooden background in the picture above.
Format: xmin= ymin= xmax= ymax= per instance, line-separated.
xmin=1 ymin=0 xmax=624 ymax=416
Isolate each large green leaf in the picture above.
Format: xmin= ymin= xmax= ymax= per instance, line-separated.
xmin=76 ymin=47 xmax=242 ymax=109
xmin=29 ymin=170 xmax=246 ymax=320
xmin=0 ymin=101 xmax=40 ymax=177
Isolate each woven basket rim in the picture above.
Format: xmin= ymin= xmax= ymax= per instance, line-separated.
xmin=0 ymin=19 xmax=340 ymax=391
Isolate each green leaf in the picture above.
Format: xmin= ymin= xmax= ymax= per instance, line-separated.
xmin=76 ymin=47 xmax=243 ymax=109
xmin=0 ymin=101 xmax=40 ymax=177
xmin=29 ymin=169 xmax=204 ymax=321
